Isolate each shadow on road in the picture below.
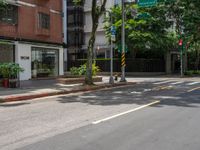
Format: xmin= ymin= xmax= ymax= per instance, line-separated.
xmin=57 ymin=84 xmax=200 ymax=108
xmin=0 ymin=102 xmax=30 ymax=107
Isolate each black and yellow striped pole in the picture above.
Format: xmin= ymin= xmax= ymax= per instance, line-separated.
xmin=120 ymin=0 xmax=126 ymax=82
xmin=121 ymin=52 xmax=126 ymax=68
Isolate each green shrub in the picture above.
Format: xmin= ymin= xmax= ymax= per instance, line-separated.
xmin=70 ymin=67 xmax=80 ymax=76
xmin=78 ymin=64 xmax=86 ymax=75
xmin=70 ymin=64 xmax=100 ymax=76
xmin=184 ymin=71 xmax=193 ymax=76
xmin=92 ymin=64 xmax=100 ymax=76
xmin=0 ymin=63 xmax=10 ymax=78
xmin=184 ymin=70 xmax=200 ymax=76
xmin=0 ymin=63 xmax=24 ymax=78
xmin=193 ymin=70 xmax=200 ymax=75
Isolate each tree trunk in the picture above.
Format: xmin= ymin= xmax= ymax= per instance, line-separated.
xmin=84 ymin=0 xmax=107 ymax=85
xmin=85 ymin=24 xmax=98 ymax=85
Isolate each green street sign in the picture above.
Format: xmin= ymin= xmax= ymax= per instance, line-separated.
xmin=138 ymin=0 xmax=157 ymax=7
xmin=137 ymin=12 xmax=151 ymax=19
xmin=117 ymin=44 xmax=128 ymax=53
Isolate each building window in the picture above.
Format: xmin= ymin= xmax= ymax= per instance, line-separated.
xmin=38 ymin=12 xmax=50 ymax=29
xmin=0 ymin=5 xmax=18 ymax=24
xmin=67 ymin=30 xmax=83 ymax=46
xmin=0 ymin=44 xmax=15 ymax=63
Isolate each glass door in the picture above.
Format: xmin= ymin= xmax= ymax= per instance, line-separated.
xmin=31 ymin=47 xmax=59 ymax=78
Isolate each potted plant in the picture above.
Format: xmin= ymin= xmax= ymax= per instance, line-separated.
xmin=0 ymin=63 xmax=10 ymax=88
xmin=9 ymin=63 xmax=24 ymax=88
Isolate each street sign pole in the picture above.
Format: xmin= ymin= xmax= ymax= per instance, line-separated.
xmin=109 ymin=16 xmax=115 ymax=84
xmin=120 ymin=0 xmax=126 ymax=82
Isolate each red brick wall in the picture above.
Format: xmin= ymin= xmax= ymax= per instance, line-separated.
xmin=0 ymin=0 xmax=63 ymax=44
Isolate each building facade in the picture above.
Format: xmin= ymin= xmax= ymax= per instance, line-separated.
xmin=67 ymin=0 xmax=84 ymax=59
xmin=82 ymin=0 xmax=115 ymax=59
xmin=64 ymin=0 xmax=116 ymax=71
xmin=0 ymin=0 xmax=64 ymax=80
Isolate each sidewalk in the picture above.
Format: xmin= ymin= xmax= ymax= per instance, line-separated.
xmin=0 ymin=77 xmax=133 ymax=103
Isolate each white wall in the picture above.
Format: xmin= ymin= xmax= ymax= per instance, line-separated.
xmin=59 ymin=48 xmax=64 ymax=76
xmin=15 ymin=42 xmax=32 ymax=81
xmin=83 ymin=0 xmax=115 ymax=50
xmin=15 ymin=42 xmax=64 ymax=80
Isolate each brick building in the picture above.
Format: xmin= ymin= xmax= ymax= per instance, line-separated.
xmin=0 ymin=0 xmax=64 ymax=80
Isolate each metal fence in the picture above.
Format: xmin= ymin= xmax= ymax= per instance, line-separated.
xmin=67 ymin=59 xmax=165 ymax=72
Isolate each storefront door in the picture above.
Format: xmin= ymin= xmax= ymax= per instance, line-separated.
xmin=31 ymin=47 xmax=59 ymax=78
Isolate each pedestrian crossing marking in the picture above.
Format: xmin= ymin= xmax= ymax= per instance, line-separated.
xmin=170 ymin=81 xmax=184 ymax=85
xmin=153 ymin=80 xmax=173 ymax=85
xmin=188 ymin=87 xmax=200 ymax=92
xmin=186 ymin=82 xmax=199 ymax=86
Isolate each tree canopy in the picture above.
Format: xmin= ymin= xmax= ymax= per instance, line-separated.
xmin=104 ymin=3 xmax=178 ymax=58
xmin=104 ymin=0 xmax=200 ymax=59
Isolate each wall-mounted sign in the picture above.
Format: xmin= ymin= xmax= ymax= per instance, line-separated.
xmin=21 ymin=56 xmax=30 ymax=60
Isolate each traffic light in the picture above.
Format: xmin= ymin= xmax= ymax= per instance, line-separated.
xmin=179 ymin=39 xmax=183 ymax=46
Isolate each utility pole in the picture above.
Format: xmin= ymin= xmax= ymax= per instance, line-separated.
xmin=120 ymin=0 xmax=126 ymax=82
xmin=109 ymin=12 xmax=114 ymax=84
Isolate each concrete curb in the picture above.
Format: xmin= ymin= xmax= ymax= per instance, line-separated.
xmin=0 ymin=82 xmax=135 ymax=103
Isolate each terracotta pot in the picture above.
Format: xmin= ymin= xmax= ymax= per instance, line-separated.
xmin=3 ymin=79 xmax=9 ymax=88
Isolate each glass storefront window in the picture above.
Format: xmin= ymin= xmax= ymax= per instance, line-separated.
xmin=31 ymin=47 xmax=59 ymax=78
xmin=0 ymin=44 xmax=14 ymax=79
xmin=0 ymin=44 xmax=14 ymax=63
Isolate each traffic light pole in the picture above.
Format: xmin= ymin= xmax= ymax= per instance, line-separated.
xmin=120 ymin=0 xmax=126 ymax=82
xmin=180 ymin=46 xmax=183 ymax=77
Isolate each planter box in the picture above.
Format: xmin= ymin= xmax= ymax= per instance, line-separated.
xmin=57 ymin=76 xmax=102 ymax=84
xmin=0 ymin=79 xmax=2 ymax=87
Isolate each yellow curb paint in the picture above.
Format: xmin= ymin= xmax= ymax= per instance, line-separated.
xmin=187 ymin=87 xmax=200 ymax=92
xmin=92 ymin=100 xmax=160 ymax=124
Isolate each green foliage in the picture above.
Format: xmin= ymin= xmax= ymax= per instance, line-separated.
xmin=70 ymin=64 xmax=100 ymax=76
xmin=104 ymin=4 xmax=177 ymax=58
xmin=0 ymin=63 xmax=10 ymax=78
xmin=0 ymin=0 xmax=6 ymax=11
xmin=184 ymin=70 xmax=200 ymax=76
xmin=9 ymin=63 xmax=24 ymax=78
xmin=0 ymin=63 xmax=24 ymax=78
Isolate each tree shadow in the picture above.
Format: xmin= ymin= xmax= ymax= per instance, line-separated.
xmin=57 ymin=84 xmax=200 ymax=108
xmin=0 ymin=102 xmax=30 ymax=107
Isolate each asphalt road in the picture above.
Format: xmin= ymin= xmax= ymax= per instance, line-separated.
xmin=1 ymin=78 xmax=200 ymax=150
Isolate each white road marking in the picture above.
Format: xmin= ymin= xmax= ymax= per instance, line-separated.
xmin=153 ymin=80 xmax=173 ymax=85
xmin=92 ymin=100 xmax=160 ymax=124
xmin=143 ymin=89 xmax=152 ymax=92
xmin=187 ymin=82 xmax=199 ymax=86
xmin=170 ymin=81 xmax=183 ymax=85
xmin=113 ymin=91 xmax=123 ymax=94
xmin=131 ymin=91 xmax=142 ymax=94
xmin=153 ymin=96 xmax=181 ymax=100
xmin=187 ymin=87 xmax=200 ymax=92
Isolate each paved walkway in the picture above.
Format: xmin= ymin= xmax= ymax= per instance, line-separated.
xmin=0 ymin=76 xmax=131 ymax=102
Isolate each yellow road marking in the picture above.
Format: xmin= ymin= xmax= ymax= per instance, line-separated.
xmin=92 ymin=100 xmax=160 ymax=124
xmin=154 ymin=85 xmax=173 ymax=91
xmin=187 ymin=87 xmax=200 ymax=92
